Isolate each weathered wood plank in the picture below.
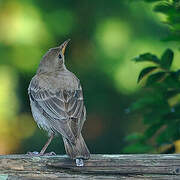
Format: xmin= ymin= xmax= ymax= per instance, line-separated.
xmin=0 ymin=154 xmax=180 ymax=179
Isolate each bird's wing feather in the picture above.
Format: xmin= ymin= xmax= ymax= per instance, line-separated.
xmin=28 ymin=77 xmax=86 ymax=143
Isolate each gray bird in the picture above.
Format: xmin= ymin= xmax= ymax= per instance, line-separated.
xmin=28 ymin=39 xmax=90 ymax=166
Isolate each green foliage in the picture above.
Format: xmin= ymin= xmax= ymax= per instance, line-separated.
xmin=125 ymin=0 xmax=180 ymax=152
xmin=152 ymin=0 xmax=180 ymax=42
xmin=123 ymin=133 xmax=154 ymax=153
xmin=134 ymin=49 xmax=174 ymax=85
xmin=123 ymin=142 xmax=153 ymax=153
xmin=124 ymin=47 xmax=180 ymax=153
xmin=146 ymin=71 xmax=166 ymax=86
xmin=131 ymin=0 xmax=180 ymax=42
xmin=161 ymin=49 xmax=174 ymax=69
xmin=137 ymin=66 xmax=157 ymax=83
xmin=133 ymin=53 xmax=160 ymax=64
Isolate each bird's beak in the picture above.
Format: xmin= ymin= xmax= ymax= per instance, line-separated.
xmin=61 ymin=39 xmax=71 ymax=55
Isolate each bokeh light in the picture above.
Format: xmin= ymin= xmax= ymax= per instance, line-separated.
xmin=96 ymin=18 xmax=131 ymax=58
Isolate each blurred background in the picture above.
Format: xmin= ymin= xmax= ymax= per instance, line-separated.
xmin=0 ymin=0 xmax=179 ymax=155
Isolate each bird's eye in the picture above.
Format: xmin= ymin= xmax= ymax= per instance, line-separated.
xmin=58 ymin=54 xmax=62 ymax=59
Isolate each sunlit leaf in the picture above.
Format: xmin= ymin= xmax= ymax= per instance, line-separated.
xmin=133 ymin=53 xmax=160 ymax=64
xmin=137 ymin=66 xmax=158 ymax=83
xmin=160 ymin=48 xmax=174 ymax=69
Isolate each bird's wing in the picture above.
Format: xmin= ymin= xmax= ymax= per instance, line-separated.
xmin=28 ymin=77 xmax=86 ymax=144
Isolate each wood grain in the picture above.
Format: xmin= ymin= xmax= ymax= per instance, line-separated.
xmin=0 ymin=154 xmax=180 ymax=179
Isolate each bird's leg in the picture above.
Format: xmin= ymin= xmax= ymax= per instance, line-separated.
xmin=27 ymin=134 xmax=55 ymax=156
xmin=39 ymin=133 xmax=54 ymax=155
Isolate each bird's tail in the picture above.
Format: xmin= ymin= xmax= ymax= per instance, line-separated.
xmin=63 ymin=134 xmax=90 ymax=160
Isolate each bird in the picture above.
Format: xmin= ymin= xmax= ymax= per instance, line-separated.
xmin=28 ymin=39 xmax=90 ymax=166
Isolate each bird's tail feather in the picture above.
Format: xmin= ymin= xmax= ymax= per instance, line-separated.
xmin=63 ymin=134 xmax=90 ymax=159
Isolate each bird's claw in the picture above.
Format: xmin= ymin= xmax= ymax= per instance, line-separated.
xmin=26 ymin=151 xmax=40 ymax=156
xmin=26 ymin=151 xmax=56 ymax=156
xmin=44 ymin=151 xmax=56 ymax=156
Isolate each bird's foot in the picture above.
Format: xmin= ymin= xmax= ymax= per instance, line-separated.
xmin=26 ymin=151 xmax=40 ymax=156
xmin=43 ymin=151 xmax=56 ymax=156
xmin=26 ymin=151 xmax=56 ymax=156
xmin=75 ymin=158 xmax=84 ymax=167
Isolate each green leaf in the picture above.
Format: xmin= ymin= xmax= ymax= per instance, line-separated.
xmin=143 ymin=113 xmax=161 ymax=125
xmin=146 ymin=71 xmax=166 ymax=86
xmin=162 ymin=73 xmax=180 ymax=89
xmin=125 ymin=133 xmax=143 ymax=141
xmin=168 ymin=12 xmax=180 ymax=25
xmin=156 ymin=125 xmax=175 ymax=145
xmin=166 ymin=90 xmax=180 ymax=98
xmin=160 ymin=48 xmax=174 ymax=69
xmin=131 ymin=96 xmax=157 ymax=111
xmin=122 ymin=142 xmax=153 ymax=153
xmin=175 ymin=69 xmax=180 ymax=76
xmin=154 ymin=3 xmax=172 ymax=14
xmin=163 ymin=34 xmax=180 ymax=42
xmin=133 ymin=53 xmax=160 ymax=64
xmin=137 ymin=66 xmax=158 ymax=83
xmin=163 ymin=112 xmax=180 ymax=121
xmin=144 ymin=0 xmax=162 ymax=2
xmin=145 ymin=123 xmax=163 ymax=139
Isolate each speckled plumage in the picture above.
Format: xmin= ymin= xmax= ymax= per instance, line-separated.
xmin=28 ymin=40 xmax=90 ymax=159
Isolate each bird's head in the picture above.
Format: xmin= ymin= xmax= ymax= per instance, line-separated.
xmin=37 ymin=39 xmax=70 ymax=74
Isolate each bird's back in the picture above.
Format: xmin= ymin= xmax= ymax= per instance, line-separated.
xmin=28 ymin=69 xmax=86 ymax=137
xmin=30 ymin=70 xmax=80 ymax=93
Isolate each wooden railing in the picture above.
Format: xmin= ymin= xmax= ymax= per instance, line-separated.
xmin=0 ymin=154 xmax=180 ymax=179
